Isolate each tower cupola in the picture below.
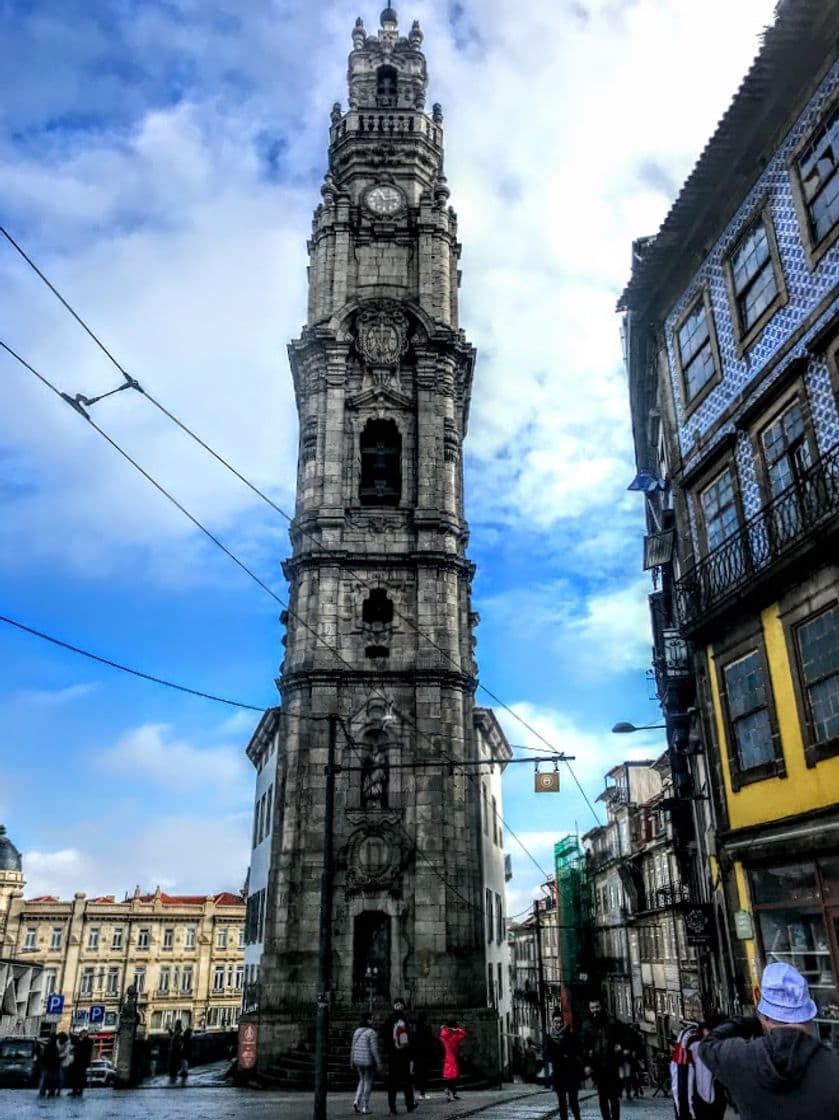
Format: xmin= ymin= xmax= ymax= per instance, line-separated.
xmin=347 ymin=9 xmax=427 ymax=110
xmin=0 ymin=826 xmax=22 ymax=873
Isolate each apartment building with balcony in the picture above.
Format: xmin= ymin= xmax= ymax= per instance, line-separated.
xmin=621 ymin=0 xmax=839 ymax=1044
xmin=584 ymin=759 xmax=703 ymax=1060
xmin=0 ymin=864 xmax=245 ymax=1041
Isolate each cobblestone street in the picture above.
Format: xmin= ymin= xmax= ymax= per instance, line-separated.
xmin=0 ymin=1085 xmax=676 ymax=1120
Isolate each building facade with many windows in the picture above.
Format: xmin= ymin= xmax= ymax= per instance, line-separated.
xmin=622 ymin=0 xmax=839 ymax=1043
xmin=0 ymin=871 xmax=245 ymax=1040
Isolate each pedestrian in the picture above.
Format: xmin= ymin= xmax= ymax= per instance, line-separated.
xmin=179 ymin=1026 xmax=193 ymax=1084
xmin=413 ymin=1011 xmax=435 ymax=1100
xmin=670 ymin=1022 xmax=700 ymax=1119
xmin=698 ymin=962 xmax=839 ymax=1120
xmin=168 ymin=1020 xmax=184 ymax=1085
xmin=381 ymin=996 xmax=416 ymax=1115
xmin=689 ymin=1020 xmax=726 ymax=1120
xmin=542 ymin=1011 xmax=583 ymax=1120
xmin=351 ymin=1013 xmax=381 ymax=1115
xmin=580 ymin=997 xmax=624 ymax=1120
xmin=440 ymin=1019 xmax=467 ymax=1102
xmin=56 ymin=1031 xmax=74 ymax=1095
xmin=69 ymin=1028 xmax=93 ymax=1096
xmin=38 ymin=1031 xmax=61 ymax=1098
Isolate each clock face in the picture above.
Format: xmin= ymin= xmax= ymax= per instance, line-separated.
xmin=365 ymin=184 xmax=403 ymax=216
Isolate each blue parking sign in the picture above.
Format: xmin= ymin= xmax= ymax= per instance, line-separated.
xmin=45 ymin=993 xmax=65 ymax=1015
xmin=89 ymin=1004 xmax=106 ymax=1026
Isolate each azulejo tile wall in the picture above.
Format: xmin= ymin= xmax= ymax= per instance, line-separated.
xmin=663 ymin=62 xmax=839 ymax=552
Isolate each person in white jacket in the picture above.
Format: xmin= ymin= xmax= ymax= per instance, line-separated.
xmin=351 ymin=1014 xmax=381 ymax=1115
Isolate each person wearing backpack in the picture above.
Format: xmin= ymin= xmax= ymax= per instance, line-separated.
xmin=351 ymin=1014 xmax=381 ymax=1115
xmin=382 ymin=997 xmax=416 ymax=1115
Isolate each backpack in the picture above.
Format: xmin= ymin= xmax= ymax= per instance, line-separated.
xmin=393 ymin=1018 xmax=410 ymax=1050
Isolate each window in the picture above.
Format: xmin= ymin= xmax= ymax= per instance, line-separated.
xmin=497 ymin=961 xmax=503 ymax=1001
xmin=50 ymin=928 xmax=62 ymax=951
xmin=491 ymin=796 xmax=499 ymax=846
xmin=264 ymin=785 xmax=273 ymax=839
xmin=359 ymin=419 xmax=401 ymax=506
xmin=106 ymin=968 xmax=120 ymax=996
xmin=133 ymin=967 xmax=146 ymax=994
xmin=111 ymin=927 xmax=124 ymax=950
xmin=495 ymin=893 xmax=503 ymax=945
xmin=213 ymin=965 xmax=225 ymax=992
xmin=487 ymin=963 xmax=495 ymax=1007
xmin=43 ymin=970 xmax=57 ymax=996
xmin=23 ymin=928 xmax=36 ymax=950
xmin=163 ymin=928 xmax=174 ymax=951
xmin=216 ymin=929 xmax=227 ymax=950
xmin=483 ymin=785 xmax=489 ymax=836
xmin=726 ymin=213 xmax=784 ymax=345
xmin=376 ymin=64 xmax=398 ymax=107
xmin=238 ymin=928 xmax=245 ymax=948
xmin=87 ymin=928 xmax=100 ymax=950
xmin=761 ymin=400 xmax=812 ymax=498
xmin=721 ymin=647 xmax=782 ymax=787
xmin=184 ymin=927 xmax=196 ymax=949
xmin=181 ymin=965 xmax=194 ymax=993
xmin=159 ymin=966 xmax=171 ymax=994
xmin=137 ymin=928 xmax=150 ymax=949
xmin=700 ymin=467 xmax=739 ymax=552
xmin=363 ymin=588 xmax=394 ymax=625
xmin=80 ymin=969 xmax=94 ymax=996
xmin=795 ymin=101 xmax=839 ymax=251
xmin=485 ymin=888 xmax=493 ymax=944
xmin=675 ymin=291 xmax=719 ymax=406
xmin=235 ymin=965 xmax=244 ymax=991
xmin=796 ymin=606 xmax=839 ymax=753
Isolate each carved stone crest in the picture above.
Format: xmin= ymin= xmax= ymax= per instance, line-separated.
xmin=345 ymin=824 xmax=406 ymax=892
xmin=356 ymin=303 xmax=410 ymax=368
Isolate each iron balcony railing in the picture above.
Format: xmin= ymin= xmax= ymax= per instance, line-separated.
xmin=676 ymin=442 xmax=839 ymax=627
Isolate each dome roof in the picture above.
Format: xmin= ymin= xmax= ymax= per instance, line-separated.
xmin=380 ymin=7 xmax=398 ymax=25
xmin=0 ymin=826 xmax=22 ymax=873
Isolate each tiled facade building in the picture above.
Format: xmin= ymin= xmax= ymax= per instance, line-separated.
xmin=0 ymin=827 xmax=246 ymax=1041
xmin=622 ymin=0 xmax=839 ymax=1044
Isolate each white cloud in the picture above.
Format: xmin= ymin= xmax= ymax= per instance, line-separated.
xmin=98 ymin=722 xmax=251 ymax=798
xmin=17 ymin=682 xmax=98 ymax=706
xmin=22 ymin=812 xmax=250 ymax=899
xmin=0 ymin=0 xmax=778 ymax=578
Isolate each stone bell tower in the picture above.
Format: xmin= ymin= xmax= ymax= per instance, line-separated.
xmin=258 ymin=7 xmax=503 ymax=1076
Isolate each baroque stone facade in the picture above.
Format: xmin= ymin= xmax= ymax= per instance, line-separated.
xmin=258 ymin=8 xmax=509 ymax=1077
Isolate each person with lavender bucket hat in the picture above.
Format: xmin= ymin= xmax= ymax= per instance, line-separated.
xmin=698 ymin=961 xmax=839 ymax=1119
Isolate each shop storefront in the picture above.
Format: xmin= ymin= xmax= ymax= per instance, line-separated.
xmin=749 ymin=856 xmax=839 ymax=1047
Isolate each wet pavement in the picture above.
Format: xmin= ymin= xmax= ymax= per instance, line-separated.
xmin=0 ymin=1084 xmax=675 ymax=1119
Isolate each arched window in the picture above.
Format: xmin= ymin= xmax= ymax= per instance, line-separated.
xmin=360 ymin=419 xmax=401 ymax=506
xmin=376 ymin=65 xmax=398 ymax=107
xmin=363 ymin=589 xmax=394 ymax=625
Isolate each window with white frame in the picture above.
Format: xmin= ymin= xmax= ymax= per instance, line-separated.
xmin=159 ymin=966 xmax=171 ymax=993
xmin=133 ymin=967 xmax=146 ymax=994
xmin=87 ymin=927 xmax=100 ymax=950
xmin=181 ymin=965 xmax=194 ymax=993
xmin=111 ymin=927 xmax=124 ymax=950
xmin=106 ymin=967 xmax=120 ymax=996
xmin=184 ymin=926 xmax=196 ymax=949
xmin=216 ymin=928 xmax=227 ymax=950
xmin=213 ymin=965 xmax=225 ymax=992
xmin=137 ymin=928 xmax=150 ymax=949
xmin=796 ymin=102 xmax=839 ymax=248
xmin=50 ymin=928 xmax=62 ymax=951
xmin=675 ymin=292 xmax=718 ymax=404
xmin=728 ymin=215 xmax=781 ymax=337
xmin=80 ymin=969 xmax=94 ymax=996
xmin=163 ymin=928 xmax=174 ymax=951
xmin=23 ymin=927 xmax=36 ymax=950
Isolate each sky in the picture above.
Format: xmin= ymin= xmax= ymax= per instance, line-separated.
xmin=0 ymin=0 xmax=778 ymax=919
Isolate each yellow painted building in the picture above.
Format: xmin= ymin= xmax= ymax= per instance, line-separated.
xmin=0 ymin=834 xmax=246 ymax=1043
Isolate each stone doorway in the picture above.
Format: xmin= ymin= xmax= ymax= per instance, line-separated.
xmin=353 ymin=910 xmax=391 ymax=1005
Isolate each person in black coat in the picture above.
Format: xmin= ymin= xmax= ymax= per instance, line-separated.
xmin=543 ymin=1012 xmax=583 ymax=1120
xmin=381 ymin=997 xmax=416 ymax=1115
xmin=69 ymin=1029 xmax=94 ymax=1096
xmin=580 ymin=999 xmax=626 ymax=1120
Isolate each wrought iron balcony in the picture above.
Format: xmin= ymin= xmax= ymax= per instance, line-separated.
xmin=587 ymin=846 xmax=615 ymax=872
xmin=651 ymin=883 xmax=692 ymax=909
xmin=676 ymin=442 xmax=839 ymax=629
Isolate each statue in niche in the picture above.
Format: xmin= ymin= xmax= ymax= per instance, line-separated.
xmin=361 ymin=730 xmax=389 ymax=809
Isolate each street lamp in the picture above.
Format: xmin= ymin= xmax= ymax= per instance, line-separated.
xmin=611 ymin=721 xmax=666 ymax=733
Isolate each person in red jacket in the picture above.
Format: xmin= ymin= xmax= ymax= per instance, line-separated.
xmin=440 ymin=1021 xmax=467 ymax=1102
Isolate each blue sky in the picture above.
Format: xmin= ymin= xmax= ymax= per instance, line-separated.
xmin=1 ymin=0 xmax=777 ymax=913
